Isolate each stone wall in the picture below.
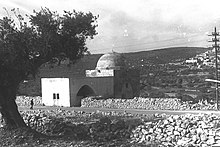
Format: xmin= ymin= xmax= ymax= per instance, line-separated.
xmin=131 ymin=113 xmax=220 ymax=146
xmin=16 ymin=96 xmax=43 ymax=106
xmin=16 ymin=96 xmax=216 ymax=110
xmin=2 ymin=106 xmax=220 ymax=146
xmin=81 ymin=97 xmax=216 ymax=110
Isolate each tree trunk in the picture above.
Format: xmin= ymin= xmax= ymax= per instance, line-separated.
xmin=2 ymin=100 xmax=27 ymax=128
xmin=0 ymin=86 xmax=27 ymax=128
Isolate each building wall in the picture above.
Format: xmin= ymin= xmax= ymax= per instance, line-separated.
xmin=127 ymin=69 xmax=140 ymax=97
xmin=39 ymin=57 xmax=140 ymax=107
xmin=40 ymin=64 xmax=115 ymax=107
xmin=40 ymin=64 xmax=85 ymax=78
xmin=114 ymin=69 xmax=140 ymax=98
xmin=69 ymin=77 xmax=114 ymax=106
xmin=41 ymin=78 xmax=70 ymax=107
xmin=85 ymin=69 xmax=114 ymax=77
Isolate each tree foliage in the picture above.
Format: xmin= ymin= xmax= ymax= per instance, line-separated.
xmin=0 ymin=7 xmax=98 ymax=127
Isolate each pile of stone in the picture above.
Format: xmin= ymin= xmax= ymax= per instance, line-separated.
xmin=130 ymin=113 xmax=220 ymax=146
xmin=16 ymin=96 xmax=216 ymax=110
xmin=81 ymin=97 xmax=215 ymax=110
xmin=16 ymin=96 xmax=42 ymax=106
xmin=19 ymin=109 xmax=151 ymax=141
xmin=20 ymin=110 xmax=52 ymax=132
xmin=3 ymin=107 xmax=220 ymax=146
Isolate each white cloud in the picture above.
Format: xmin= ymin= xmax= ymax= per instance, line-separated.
xmin=1 ymin=0 xmax=220 ymax=53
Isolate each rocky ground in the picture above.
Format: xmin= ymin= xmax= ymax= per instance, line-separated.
xmin=1 ymin=96 xmax=219 ymax=146
xmin=81 ymin=97 xmax=216 ymax=110
xmin=2 ymin=109 xmax=220 ymax=146
xmin=131 ymin=113 xmax=220 ymax=147
xmin=1 ymin=108 xmax=159 ymax=147
xmin=16 ymin=96 xmax=216 ymax=110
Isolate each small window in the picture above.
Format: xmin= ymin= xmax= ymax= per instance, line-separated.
xmin=53 ymin=93 xmax=56 ymax=99
xmin=57 ymin=93 xmax=60 ymax=99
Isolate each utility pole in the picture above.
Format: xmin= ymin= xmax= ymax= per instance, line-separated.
xmin=208 ymin=27 xmax=220 ymax=110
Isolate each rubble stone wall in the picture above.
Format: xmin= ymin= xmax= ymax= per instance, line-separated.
xmin=131 ymin=113 xmax=220 ymax=146
xmin=16 ymin=96 xmax=43 ymax=106
xmin=81 ymin=97 xmax=216 ymax=110
xmin=6 ymin=96 xmax=220 ymax=146
xmin=16 ymin=96 xmax=216 ymax=110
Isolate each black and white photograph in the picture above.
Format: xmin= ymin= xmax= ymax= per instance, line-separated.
xmin=1 ymin=0 xmax=220 ymax=146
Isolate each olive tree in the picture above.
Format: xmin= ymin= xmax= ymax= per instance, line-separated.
xmin=0 ymin=8 xmax=98 ymax=128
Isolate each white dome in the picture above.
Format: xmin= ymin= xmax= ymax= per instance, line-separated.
xmin=96 ymin=52 xmax=126 ymax=70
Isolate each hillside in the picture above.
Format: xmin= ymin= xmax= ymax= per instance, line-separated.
xmin=125 ymin=47 xmax=209 ymax=66
xmin=73 ymin=47 xmax=209 ymax=70
xmin=18 ymin=47 xmax=209 ymax=96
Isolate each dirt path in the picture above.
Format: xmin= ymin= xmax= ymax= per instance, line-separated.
xmin=18 ymin=106 xmax=220 ymax=115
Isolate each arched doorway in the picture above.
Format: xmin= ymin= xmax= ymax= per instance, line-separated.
xmin=74 ymin=85 xmax=96 ymax=107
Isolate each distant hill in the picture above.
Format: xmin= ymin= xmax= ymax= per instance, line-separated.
xmin=17 ymin=47 xmax=209 ymax=96
xmin=74 ymin=47 xmax=209 ymax=70
xmin=125 ymin=47 xmax=209 ymax=65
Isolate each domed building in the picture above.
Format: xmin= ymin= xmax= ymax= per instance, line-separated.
xmin=96 ymin=52 xmax=127 ymax=70
xmin=40 ymin=52 xmax=140 ymax=107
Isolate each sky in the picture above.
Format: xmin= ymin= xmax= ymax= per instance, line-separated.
xmin=1 ymin=0 xmax=220 ymax=54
